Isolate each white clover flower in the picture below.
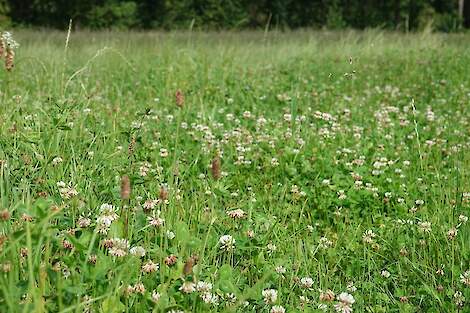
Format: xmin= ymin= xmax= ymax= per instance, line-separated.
xmin=362 ymin=230 xmax=376 ymax=244
xmin=346 ymin=282 xmax=357 ymax=292
xmin=196 ymin=281 xmax=213 ymax=293
xmin=151 ymin=290 xmax=161 ymax=302
xmin=262 ymin=289 xmax=278 ymax=304
xmin=166 ymin=230 xmax=175 ymax=240
xmin=179 ymin=281 xmax=196 ymax=294
xmin=300 ymin=277 xmax=314 ymax=289
xmin=200 ymin=292 xmax=219 ymax=305
xmin=108 ymin=238 xmax=129 ymax=257
xmin=460 ymin=270 xmax=470 ymax=286
xmin=130 ymin=246 xmax=146 ymax=257
xmin=417 ymin=221 xmax=432 ymax=233
xmin=319 ymin=236 xmax=333 ymax=249
xmin=226 ymin=209 xmax=246 ymax=219
xmin=270 ymin=305 xmax=285 ymax=313
xmin=142 ymin=260 xmax=159 ymax=273
xmin=219 ymin=235 xmax=235 ymax=251
xmin=52 ymin=157 xmax=63 ymax=165
xmin=381 ymin=270 xmax=391 ymax=278
xmin=2 ymin=32 xmax=19 ymax=49
xmin=334 ymin=292 xmax=355 ymax=313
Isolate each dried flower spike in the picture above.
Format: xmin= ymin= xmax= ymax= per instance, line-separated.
xmin=175 ymin=89 xmax=184 ymax=108
xmin=159 ymin=185 xmax=168 ymax=201
xmin=211 ymin=154 xmax=221 ymax=180
xmin=5 ymin=49 xmax=14 ymax=71
xmin=120 ymin=175 xmax=131 ymax=200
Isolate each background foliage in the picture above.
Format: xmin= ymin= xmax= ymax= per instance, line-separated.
xmin=0 ymin=0 xmax=468 ymax=31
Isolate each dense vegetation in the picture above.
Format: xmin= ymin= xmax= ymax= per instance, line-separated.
xmin=0 ymin=0 xmax=469 ymax=31
xmin=0 ymin=30 xmax=469 ymax=312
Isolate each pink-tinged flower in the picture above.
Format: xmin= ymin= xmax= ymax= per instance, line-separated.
xmin=334 ymin=292 xmax=355 ymax=313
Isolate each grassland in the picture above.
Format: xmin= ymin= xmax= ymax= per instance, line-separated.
xmin=0 ymin=30 xmax=469 ymax=312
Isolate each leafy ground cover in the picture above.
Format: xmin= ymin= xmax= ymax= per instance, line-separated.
xmin=0 ymin=30 xmax=469 ymax=312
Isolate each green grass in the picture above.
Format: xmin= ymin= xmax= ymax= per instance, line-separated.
xmin=0 ymin=29 xmax=469 ymax=312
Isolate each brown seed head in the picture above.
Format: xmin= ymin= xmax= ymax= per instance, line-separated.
xmin=211 ymin=154 xmax=221 ymax=180
xmin=120 ymin=175 xmax=131 ymax=200
xmin=175 ymin=90 xmax=184 ymax=108
xmin=159 ymin=186 xmax=168 ymax=201
xmin=5 ymin=49 xmax=14 ymax=71
xmin=164 ymin=254 xmax=178 ymax=266
xmin=183 ymin=255 xmax=199 ymax=275
xmin=128 ymin=136 xmax=136 ymax=156
xmin=319 ymin=290 xmax=335 ymax=302
xmin=0 ymin=209 xmax=10 ymax=221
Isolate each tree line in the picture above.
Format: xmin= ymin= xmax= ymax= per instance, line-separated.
xmin=0 ymin=0 xmax=469 ymax=32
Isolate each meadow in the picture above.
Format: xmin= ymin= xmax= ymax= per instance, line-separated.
xmin=0 ymin=29 xmax=469 ymax=312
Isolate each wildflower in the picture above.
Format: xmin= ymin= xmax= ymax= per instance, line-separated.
xmin=196 ymin=281 xmax=213 ymax=293
xmin=458 ymin=215 xmax=468 ymax=224
xmin=134 ymin=283 xmax=146 ymax=294
xmin=165 ymin=255 xmax=178 ymax=266
xmin=381 ymin=270 xmax=391 ymax=278
xmin=262 ymin=289 xmax=278 ymax=304
xmin=200 ymin=292 xmax=219 ymax=305
xmin=319 ymin=236 xmax=333 ymax=249
xmin=219 ymin=235 xmax=235 ymax=251
xmin=1 ymin=261 xmax=11 ymax=273
xmin=88 ymin=255 xmax=97 ymax=265
xmin=151 ymin=290 xmax=161 ymax=302
xmin=271 ymin=305 xmax=285 ymax=313
xmin=320 ymin=290 xmax=335 ymax=302
xmin=275 ymin=265 xmax=286 ymax=275
xmin=454 ymin=291 xmax=465 ymax=307
xmin=142 ymin=260 xmax=159 ymax=273
xmin=143 ymin=199 xmax=159 ymax=211
xmin=62 ymin=239 xmax=74 ymax=250
xmin=160 ymin=148 xmax=169 ymax=158
xmin=147 ymin=211 xmax=165 ymax=227
xmin=224 ymin=293 xmax=237 ymax=305
xmin=130 ymin=246 xmax=146 ymax=257
xmin=300 ymin=277 xmax=314 ymax=289
xmin=77 ymin=216 xmax=91 ymax=228
xmin=179 ymin=281 xmax=196 ymax=294
xmin=334 ymin=292 xmax=355 ymax=313
xmin=460 ymin=270 xmax=470 ymax=286
xmin=108 ymin=238 xmax=129 ymax=257
xmin=447 ymin=228 xmax=458 ymax=240
xmin=267 ymin=243 xmax=277 ymax=254
xmin=166 ymin=230 xmax=175 ymax=239
xmin=346 ymin=282 xmax=357 ymax=292
xmin=52 ymin=157 xmax=63 ymax=165
xmin=226 ymin=209 xmax=246 ymax=219
xmin=362 ymin=230 xmax=376 ymax=244
xmin=417 ymin=221 xmax=431 ymax=233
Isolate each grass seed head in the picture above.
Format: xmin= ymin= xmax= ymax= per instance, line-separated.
xmin=159 ymin=185 xmax=168 ymax=201
xmin=175 ymin=89 xmax=184 ymax=108
xmin=211 ymin=154 xmax=221 ymax=180
xmin=120 ymin=175 xmax=131 ymax=200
